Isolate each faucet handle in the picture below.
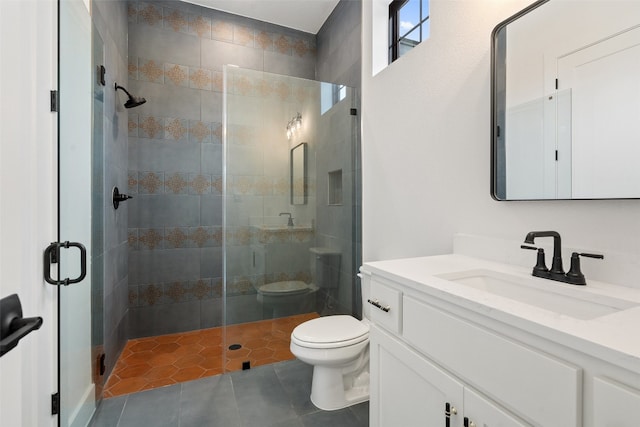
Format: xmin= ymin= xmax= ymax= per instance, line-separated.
xmin=521 ymin=245 xmax=549 ymax=274
xmin=566 ymin=252 xmax=603 ymax=286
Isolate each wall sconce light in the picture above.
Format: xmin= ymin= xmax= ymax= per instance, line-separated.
xmin=286 ymin=113 xmax=302 ymax=140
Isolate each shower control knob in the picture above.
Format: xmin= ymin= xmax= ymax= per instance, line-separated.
xmin=112 ymin=186 xmax=133 ymax=210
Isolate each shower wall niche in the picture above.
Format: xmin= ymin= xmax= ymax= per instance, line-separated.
xmin=126 ymin=0 xmax=317 ymax=338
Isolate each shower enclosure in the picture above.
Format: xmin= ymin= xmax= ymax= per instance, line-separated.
xmin=223 ymin=67 xmax=360 ymax=339
xmin=127 ymin=65 xmax=360 ymax=372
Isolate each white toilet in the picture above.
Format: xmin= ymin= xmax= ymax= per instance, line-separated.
xmin=290 ymin=270 xmax=371 ymax=411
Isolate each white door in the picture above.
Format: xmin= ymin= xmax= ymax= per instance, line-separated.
xmin=557 ymin=26 xmax=640 ymax=198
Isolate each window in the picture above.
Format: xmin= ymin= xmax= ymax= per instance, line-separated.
xmin=389 ymin=0 xmax=430 ymax=63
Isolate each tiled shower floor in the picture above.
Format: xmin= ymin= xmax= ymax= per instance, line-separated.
xmin=103 ymin=312 xmax=319 ymax=398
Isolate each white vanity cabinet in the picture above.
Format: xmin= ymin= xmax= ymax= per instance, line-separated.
xmin=370 ymin=324 xmax=530 ymax=427
xmin=592 ymin=377 xmax=640 ymax=427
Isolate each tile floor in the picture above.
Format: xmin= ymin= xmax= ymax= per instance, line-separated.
xmin=90 ymin=359 xmax=369 ymax=427
xmin=104 ymin=313 xmax=319 ymax=397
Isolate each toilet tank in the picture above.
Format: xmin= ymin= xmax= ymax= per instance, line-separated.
xmin=359 ymin=268 xmax=372 ymax=320
xmin=310 ymin=247 xmax=341 ymax=289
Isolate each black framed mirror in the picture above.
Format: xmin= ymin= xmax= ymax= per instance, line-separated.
xmin=291 ymin=142 xmax=307 ymax=205
xmin=491 ymin=0 xmax=640 ymax=200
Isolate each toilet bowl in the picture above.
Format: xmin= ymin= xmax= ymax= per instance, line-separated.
xmin=256 ymin=281 xmax=316 ymax=317
xmin=290 ymin=315 xmax=370 ymax=410
xmin=289 ymin=270 xmax=372 ymax=411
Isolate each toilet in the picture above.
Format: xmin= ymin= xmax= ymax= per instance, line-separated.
xmin=256 ymin=247 xmax=340 ymax=317
xmin=289 ymin=269 xmax=371 ymax=411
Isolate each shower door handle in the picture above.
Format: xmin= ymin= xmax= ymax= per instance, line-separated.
xmin=44 ymin=241 xmax=87 ymax=286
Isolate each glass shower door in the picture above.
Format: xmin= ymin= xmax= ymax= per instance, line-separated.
xmin=223 ymin=67 xmax=360 ymax=371
xmin=58 ymin=0 xmax=100 ymax=425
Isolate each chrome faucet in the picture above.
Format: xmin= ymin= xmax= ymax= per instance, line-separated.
xmin=279 ymin=212 xmax=294 ymax=227
xmin=521 ymin=230 xmax=603 ymax=285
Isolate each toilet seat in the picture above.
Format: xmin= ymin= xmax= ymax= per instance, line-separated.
xmin=291 ymin=315 xmax=369 ymax=349
xmin=258 ymin=280 xmax=310 ymax=296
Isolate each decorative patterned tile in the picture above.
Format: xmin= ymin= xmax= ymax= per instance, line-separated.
xmin=138 ymin=58 xmax=164 ymax=83
xmin=164 ymin=172 xmax=190 ymax=194
xmin=211 ymin=123 xmax=223 ymax=144
xmin=128 ymin=229 xmax=139 ymax=250
xmin=128 ymin=287 xmax=139 ymax=307
xmin=273 ymin=177 xmax=288 ymax=196
xmin=128 ymin=57 xmax=138 ymax=81
xmin=164 ymin=281 xmax=188 ymax=303
xmin=292 ymin=38 xmax=310 ymax=57
xmin=233 ymin=25 xmax=254 ymax=47
xmin=164 ymin=8 xmax=188 ymax=33
xmin=189 ymin=174 xmax=211 ymax=195
xmin=234 ymin=76 xmax=254 ymax=96
xmin=138 ymin=116 xmax=164 ymax=139
xmin=128 ymin=171 xmax=139 ymax=194
xmin=138 ymin=2 xmax=163 ymax=27
xmin=164 ymin=118 xmax=188 ymax=141
xmin=164 ymin=63 xmax=189 ymax=87
xmin=255 ymin=78 xmax=273 ymax=98
xmin=211 ymin=19 xmax=233 ymax=42
xmin=128 ymin=114 xmax=139 ymax=137
xmin=188 ymin=14 xmax=211 ymax=39
xmin=189 ymin=120 xmax=211 ymax=143
xmin=233 ymin=176 xmax=254 ymax=195
xmin=127 ymin=2 xmax=138 ymax=23
xmin=274 ymin=35 xmax=292 ymax=55
xmin=189 ymin=279 xmax=213 ymax=300
xmin=255 ymin=31 xmax=274 ymax=51
xmin=138 ymin=171 xmax=164 ymax=194
xmin=189 ymin=227 xmax=210 ymax=248
xmin=273 ymin=80 xmax=290 ymax=101
xmin=211 ymin=278 xmax=223 ymax=298
xmin=254 ymin=177 xmax=273 ymax=196
xmin=211 ymin=71 xmax=223 ymax=92
xmin=138 ymin=284 xmax=163 ymax=306
xmin=211 ymin=176 xmax=223 ymax=195
xmin=189 ymin=68 xmax=212 ymax=91
xmin=138 ymin=228 xmax=165 ymax=250
xmin=165 ymin=227 xmax=189 ymax=249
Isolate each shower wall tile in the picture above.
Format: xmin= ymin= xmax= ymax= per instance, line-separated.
xmin=128 ymin=57 xmax=138 ymax=81
xmin=137 ymin=2 xmax=163 ymax=28
xmin=127 ymin=2 xmax=138 ymax=24
xmin=200 ymin=298 xmax=223 ymax=329
xmin=164 ymin=117 xmax=188 ymax=141
xmin=188 ymin=14 xmax=211 ymax=39
xmin=128 ymin=300 xmax=201 ymax=338
xmin=164 ymin=63 xmax=189 ymax=87
xmin=134 ymin=248 xmax=201 ymax=284
xmin=128 ymin=195 xmax=200 ymax=228
xmin=137 ymin=228 xmax=165 ymax=250
xmin=136 ymin=140 xmax=200 ymax=173
xmin=189 ymin=67 xmax=212 ymax=90
xmin=264 ymin=50 xmax=316 ymax=80
xmin=200 ymin=38 xmax=263 ymax=72
xmin=165 ymin=227 xmax=190 ymax=249
xmin=137 ymin=171 xmax=164 ymax=194
xmin=200 ymin=91 xmax=223 ymax=123
xmin=138 ymin=58 xmax=165 ymax=83
xmin=128 ymin=228 xmax=139 ymax=250
xmin=210 ymin=19 xmax=234 ymax=42
xmin=233 ymin=25 xmax=255 ymax=47
xmin=130 ymin=81 xmax=201 ymax=120
xmin=164 ymin=172 xmax=190 ymax=194
xmin=138 ymin=115 xmax=164 ymax=139
xmin=200 ymin=247 xmax=223 ymax=278
xmin=200 ymin=195 xmax=223 ymax=226
xmin=189 ymin=120 xmax=211 ymax=143
xmin=163 ymin=7 xmax=189 ymax=34
xmin=128 ymin=114 xmax=139 ymax=137
xmin=189 ymin=173 xmax=212 ymax=195
xmin=129 ymin=26 xmax=201 ymax=68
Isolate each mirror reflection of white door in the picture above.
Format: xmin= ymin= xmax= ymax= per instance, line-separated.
xmin=557 ymin=26 xmax=640 ymax=199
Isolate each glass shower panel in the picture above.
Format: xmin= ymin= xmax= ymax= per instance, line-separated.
xmin=223 ymin=67 xmax=359 ymax=371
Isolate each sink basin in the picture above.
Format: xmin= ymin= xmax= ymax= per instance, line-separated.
xmin=437 ymin=269 xmax=638 ymax=320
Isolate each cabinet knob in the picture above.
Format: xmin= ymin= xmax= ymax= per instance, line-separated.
xmin=450 ymin=406 xmax=457 ymax=415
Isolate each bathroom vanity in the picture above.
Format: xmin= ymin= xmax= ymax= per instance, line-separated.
xmin=361 ymin=255 xmax=640 ymax=427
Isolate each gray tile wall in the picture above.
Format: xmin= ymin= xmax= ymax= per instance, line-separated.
xmin=92 ymin=0 xmax=130 ymax=381
xmin=315 ymin=0 xmax=362 ymax=316
xmin=127 ymin=0 xmax=318 ymax=337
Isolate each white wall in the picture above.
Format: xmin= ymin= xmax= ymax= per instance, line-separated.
xmin=362 ymin=0 xmax=640 ymax=290
xmin=0 ymin=1 xmax=57 ymax=426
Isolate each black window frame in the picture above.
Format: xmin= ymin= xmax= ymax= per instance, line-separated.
xmin=389 ymin=0 xmax=429 ymax=63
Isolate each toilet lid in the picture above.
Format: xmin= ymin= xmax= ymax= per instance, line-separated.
xmin=258 ymin=281 xmax=309 ymax=296
xmin=292 ymin=315 xmax=369 ymax=346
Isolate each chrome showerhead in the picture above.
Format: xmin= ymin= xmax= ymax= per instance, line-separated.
xmin=115 ymin=83 xmax=146 ymax=109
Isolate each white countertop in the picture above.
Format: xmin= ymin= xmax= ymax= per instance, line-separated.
xmin=362 ymin=254 xmax=640 ymax=374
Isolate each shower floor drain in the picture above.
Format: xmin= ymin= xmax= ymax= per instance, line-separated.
xmin=228 ymin=343 xmax=242 ymax=350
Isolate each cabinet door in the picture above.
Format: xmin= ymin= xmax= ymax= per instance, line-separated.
xmin=370 ymin=326 xmax=464 ymax=427
xmin=464 ymin=387 xmax=531 ymax=427
xmin=593 ymin=377 xmax=640 ymax=427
